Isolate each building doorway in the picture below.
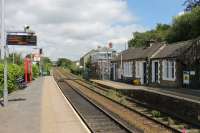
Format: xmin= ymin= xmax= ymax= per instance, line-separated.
xmin=152 ymin=61 xmax=159 ymax=83
xmin=140 ymin=62 xmax=147 ymax=84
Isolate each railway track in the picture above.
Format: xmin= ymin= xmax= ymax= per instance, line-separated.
xmin=54 ymin=68 xmax=200 ymax=133
xmin=54 ymin=69 xmax=138 ymax=133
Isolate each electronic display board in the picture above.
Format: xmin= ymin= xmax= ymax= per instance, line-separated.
xmin=7 ymin=32 xmax=37 ymax=46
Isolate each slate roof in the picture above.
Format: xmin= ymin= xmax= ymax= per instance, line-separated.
xmin=152 ymin=40 xmax=193 ymax=59
xmin=112 ymin=43 xmax=163 ymax=61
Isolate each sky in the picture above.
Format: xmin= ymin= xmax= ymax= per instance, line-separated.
xmin=127 ymin=0 xmax=185 ymax=28
xmin=3 ymin=0 xmax=186 ymax=61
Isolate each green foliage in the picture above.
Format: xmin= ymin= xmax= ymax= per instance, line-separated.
xmin=57 ymin=58 xmax=73 ymax=69
xmin=184 ymin=0 xmax=200 ymax=11
xmin=82 ymin=57 xmax=92 ymax=79
xmin=128 ymin=24 xmax=170 ymax=47
xmin=0 ymin=55 xmax=52 ymax=97
xmin=106 ymin=90 xmax=128 ymax=105
xmin=70 ymin=64 xmax=83 ymax=75
xmin=166 ymin=7 xmax=200 ymax=43
xmin=128 ymin=7 xmax=200 ymax=47
xmin=42 ymin=57 xmax=52 ymax=65
xmin=151 ymin=110 xmax=161 ymax=118
xmin=168 ymin=117 xmax=175 ymax=125
xmin=107 ymin=90 xmax=120 ymax=101
xmin=0 ymin=64 xmax=24 ymax=97
xmin=128 ymin=31 xmax=152 ymax=48
xmin=0 ymin=84 xmax=3 ymax=98
xmin=32 ymin=64 xmax=39 ymax=78
xmin=8 ymin=53 xmax=23 ymax=65
xmin=85 ymin=56 xmax=92 ymax=69
xmin=42 ymin=57 xmax=52 ymax=75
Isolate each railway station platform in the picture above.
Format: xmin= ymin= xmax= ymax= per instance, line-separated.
xmin=91 ymin=79 xmax=200 ymax=102
xmin=0 ymin=76 xmax=90 ymax=133
xmin=91 ymin=80 xmax=200 ymax=127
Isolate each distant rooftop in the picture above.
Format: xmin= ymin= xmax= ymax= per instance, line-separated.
xmin=112 ymin=43 xmax=163 ymax=61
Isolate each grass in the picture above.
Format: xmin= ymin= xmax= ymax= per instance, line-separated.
xmin=168 ymin=117 xmax=175 ymax=125
xmin=106 ymin=90 xmax=128 ymax=105
xmin=151 ymin=110 xmax=161 ymax=118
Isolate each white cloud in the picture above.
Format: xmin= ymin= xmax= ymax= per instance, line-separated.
xmin=4 ymin=0 xmax=146 ymax=60
xmin=178 ymin=11 xmax=185 ymax=16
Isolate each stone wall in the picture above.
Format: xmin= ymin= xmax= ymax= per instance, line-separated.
xmin=120 ymin=89 xmax=200 ymax=127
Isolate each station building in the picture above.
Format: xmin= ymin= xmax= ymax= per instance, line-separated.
xmin=111 ymin=42 xmax=163 ymax=84
xmin=111 ymin=37 xmax=200 ymax=89
xmin=150 ymin=38 xmax=200 ymax=89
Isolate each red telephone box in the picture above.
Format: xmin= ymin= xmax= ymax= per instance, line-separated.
xmin=24 ymin=57 xmax=32 ymax=83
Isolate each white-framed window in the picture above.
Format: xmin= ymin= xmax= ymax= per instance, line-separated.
xmin=123 ymin=61 xmax=133 ymax=77
xmin=162 ymin=60 xmax=176 ymax=81
xmin=135 ymin=61 xmax=140 ymax=78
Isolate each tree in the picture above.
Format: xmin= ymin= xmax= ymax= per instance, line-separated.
xmin=41 ymin=57 xmax=52 ymax=75
xmin=184 ymin=0 xmax=200 ymax=11
xmin=83 ymin=56 xmax=92 ymax=80
xmin=85 ymin=56 xmax=92 ymax=69
xmin=42 ymin=57 xmax=52 ymax=65
xmin=8 ymin=53 xmax=23 ymax=65
xmin=166 ymin=7 xmax=200 ymax=43
xmin=128 ymin=24 xmax=170 ymax=48
xmin=57 ymin=58 xmax=73 ymax=68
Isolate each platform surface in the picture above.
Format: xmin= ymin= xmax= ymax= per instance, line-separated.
xmin=91 ymin=79 xmax=200 ymax=103
xmin=0 ymin=76 xmax=90 ymax=133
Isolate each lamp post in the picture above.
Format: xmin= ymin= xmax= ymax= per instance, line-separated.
xmin=1 ymin=0 xmax=8 ymax=106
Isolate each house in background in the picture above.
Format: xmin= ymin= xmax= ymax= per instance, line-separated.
xmin=150 ymin=38 xmax=200 ymax=89
xmin=111 ymin=42 xmax=163 ymax=85
xmin=80 ymin=49 xmax=95 ymax=70
xmin=80 ymin=44 xmax=116 ymax=80
xmin=91 ymin=46 xmax=116 ymax=80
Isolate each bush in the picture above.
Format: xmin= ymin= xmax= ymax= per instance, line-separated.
xmin=151 ymin=110 xmax=161 ymax=118
xmin=32 ymin=64 xmax=39 ymax=78
xmin=43 ymin=63 xmax=52 ymax=76
xmin=0 ymin=84 xmax=3 ymax=98
xmin=167 ymin=7 xmax=200 ymax=43
xmin=0 ymin=64 xmax=24 ymax=96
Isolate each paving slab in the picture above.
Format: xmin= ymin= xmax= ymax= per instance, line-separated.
xmin=0 ymin=76 xmax=90 ymax=133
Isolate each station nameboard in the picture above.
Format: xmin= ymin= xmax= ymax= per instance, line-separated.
xmin=7 ymin=32 xmax=37 ymax=46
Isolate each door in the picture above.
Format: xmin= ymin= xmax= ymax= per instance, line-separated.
xmin=188 ymin=61 xmax=200 ymax=89
xmin=154 ymin=62 xmax=159 ymax=83
xmin=152 ymin=61 xmax=160 ymax=83
xmin=143 ymin=62 xmax=147 ymax=84
xmin=140 ymin=62 xmax=147 ymax=84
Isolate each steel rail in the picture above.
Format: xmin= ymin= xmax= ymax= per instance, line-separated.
xmin=54 ymin=69 xmax=139 ymax=133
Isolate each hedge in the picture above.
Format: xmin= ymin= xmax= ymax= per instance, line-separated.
xmin=0 ymin=64 xmax=39 ymax=97
xmin=0 ymin=64 xmax=24 ymax=97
